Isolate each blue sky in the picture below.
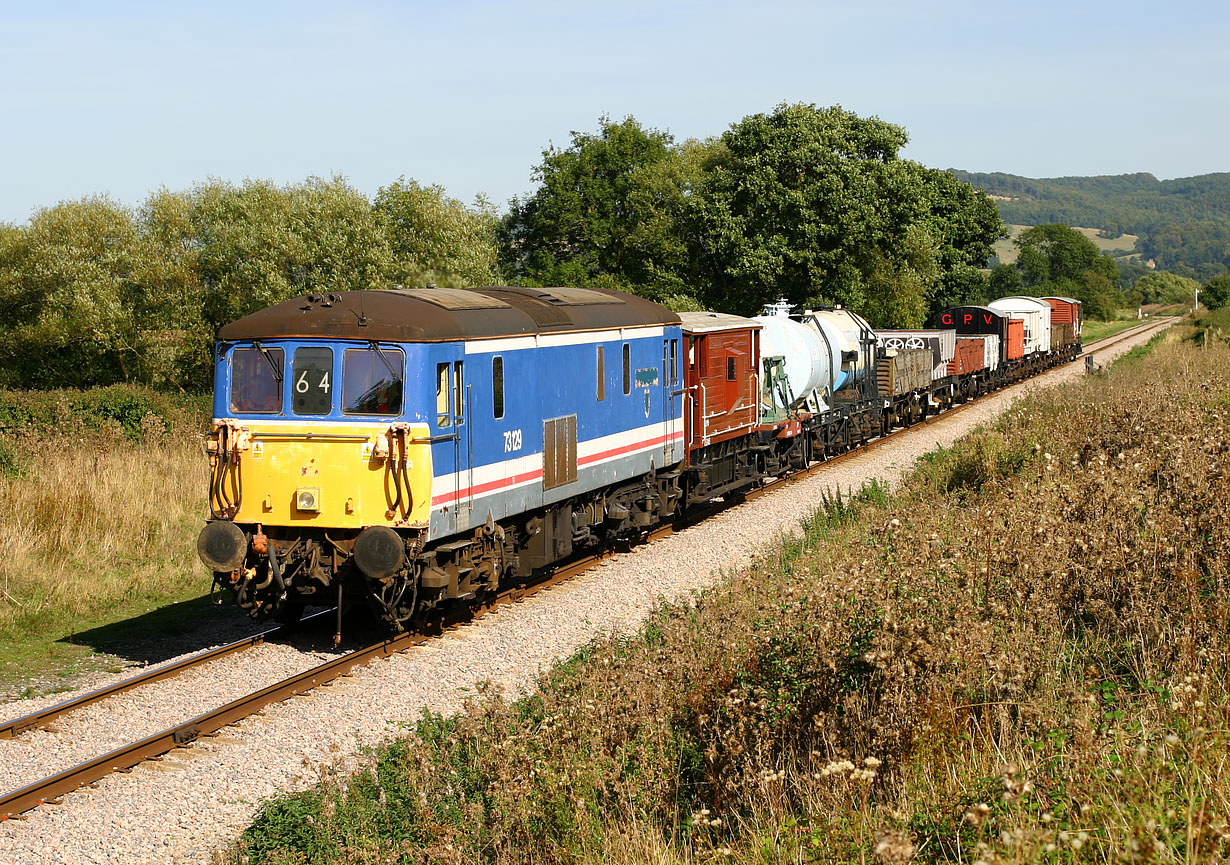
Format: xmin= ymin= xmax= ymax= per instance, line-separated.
xmin=1 ymin=0 xmax=1226 ymax=224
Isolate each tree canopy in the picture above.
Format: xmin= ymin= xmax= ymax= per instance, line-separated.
xmin=499 ymin=116 xmax=712 ymax=304
xmin=2 ymin=103 xmax=1022 ymax=390
xmin=504 ymin=105 xmax=1003 ymax=326
xmin=1201 ymin=273 xmax=1230 ymax=310
xmin=992 ymin=223 xmax=1123 ymax=320
xmin=0 ymin=176 xmax=499 ymax=390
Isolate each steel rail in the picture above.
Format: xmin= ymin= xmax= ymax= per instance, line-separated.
xmin=0 ymin=319 xmax=1167 ymax=819
xmin=0 ymin=610 xmax=335 ymax=741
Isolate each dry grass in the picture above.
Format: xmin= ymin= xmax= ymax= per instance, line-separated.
xmin=993 ymin=224 xmax=1138 ymax=265
xmin=234 ymin=338 xmax=1230 ymax=864
xmin=0 ymin=414 xmax=208 ymax=641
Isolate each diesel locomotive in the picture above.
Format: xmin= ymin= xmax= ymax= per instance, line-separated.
xmin=196 ymin=286 xmax=1081 ymax=630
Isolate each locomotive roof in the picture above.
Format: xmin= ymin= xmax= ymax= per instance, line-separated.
xmin=217 ymin=286 xmax=681 ymax=343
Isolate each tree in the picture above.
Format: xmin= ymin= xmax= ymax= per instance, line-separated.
xmin=1016 ymin=224 xmax=1115 ymax=284
xmin=500 ymin=116 xmax=687 ymax=290
xmin=916 ymin=167 xmax=1002 ymax=311
xmin=1202 ymin=274 xmax=1230 ymax=310
xmin=374 ymin=178 xmax=500 ymax=288
xmin=1008 ymin=223 xmax=1124 ymax=320
xmin=988 ymin=263 xmax=1022 ymax=299
xmin=190 ymin=176 xmax=393 ymax=335
xmin=132 ymin=188 xmax=210 ymax=389
xmin=1135 ymin=271 xmax=1199 ymax=306
xmin=0 ymin=196 xmax=141 ymax=387
xmin=688 ymin=103 xmax=934 ymax=321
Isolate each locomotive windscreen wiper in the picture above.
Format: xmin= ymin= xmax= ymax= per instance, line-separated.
xmin=368 ymin=341 xmax=402 ymax=381
xmin=252 ymin=340 xmax=283 ymax=384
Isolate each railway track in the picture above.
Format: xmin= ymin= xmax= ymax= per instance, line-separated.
xmin=0 ymin=319 xmax=1168 ymax=820
xmin=0 ymin=527 xmax=668 ymax=819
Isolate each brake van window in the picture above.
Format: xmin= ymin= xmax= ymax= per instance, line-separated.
xmin=343 ymin=347 xmax=404 ymax=415
xmin=231 ymin=346 xmax=284 ymax=413
xmin=292 ymin=347 xmax=333 ymax=415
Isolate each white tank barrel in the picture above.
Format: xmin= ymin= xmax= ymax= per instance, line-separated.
xmin=804 ymin=308 xmax=876 ymax=392
xmin=753 ymin=301 xmax=831 ymax=408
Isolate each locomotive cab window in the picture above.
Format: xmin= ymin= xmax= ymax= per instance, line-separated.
xmin=436 ymin=363 xmax=451 ymax=427
xmin=292 ymin=347 xmax=333 ymax=415
xmin=231 ymin=345 xmax=284 ymax=414
xmin=342 ymin=346 xmax=403 ymax=415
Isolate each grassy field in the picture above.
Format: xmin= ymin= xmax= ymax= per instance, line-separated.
xmin=228 ymin=331 xmax=1230 ymax=864
xmin=1081 ymin=316 xmax=1153 ymax=343
xmin=993 ymin=224 xmax=1139 ymax=266
xmin=0 ymin=387 xmax=216 ymax=695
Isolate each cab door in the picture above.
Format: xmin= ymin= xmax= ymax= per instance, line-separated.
xmin=453 ymin=360 xmax=472 ymax=526
xmin=433 ymin=359 xmax=470 ymax=535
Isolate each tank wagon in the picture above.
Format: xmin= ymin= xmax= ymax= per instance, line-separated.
xmin=198 ymin=288 xmax=1083 ymax=628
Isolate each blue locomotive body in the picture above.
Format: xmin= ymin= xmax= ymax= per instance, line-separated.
xmin=199 ymin=286 xmax=686 ymax=626
xmin=421 ymin=327 xmax=684 ymax=540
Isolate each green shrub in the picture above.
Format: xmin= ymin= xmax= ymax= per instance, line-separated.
xmin=0 ymin=385 xmax=208 ymax=441
xmin=0 ymin=438 xmax=24 ymax=479
xmin=911 ymin=429 xmax=1037 ymax=497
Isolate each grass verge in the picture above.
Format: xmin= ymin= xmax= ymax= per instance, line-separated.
xmin=228 ymin=334 xmax=1230 ymax=863
xmin=1081 ymin=317 xmax=1150 ymax=343
xmin=0 ymin=386 xmax=215 ymax=696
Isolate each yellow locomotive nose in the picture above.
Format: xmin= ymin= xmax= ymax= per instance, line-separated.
xmin=295 ymin=487 xmax=321 ymax=512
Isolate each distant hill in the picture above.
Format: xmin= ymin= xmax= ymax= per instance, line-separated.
xmin=949 ymin=170 xmax=1230 ymax=281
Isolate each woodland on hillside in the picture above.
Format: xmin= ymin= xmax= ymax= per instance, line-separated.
xmin=951 ymin=169 xmax=1230 ymax=282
